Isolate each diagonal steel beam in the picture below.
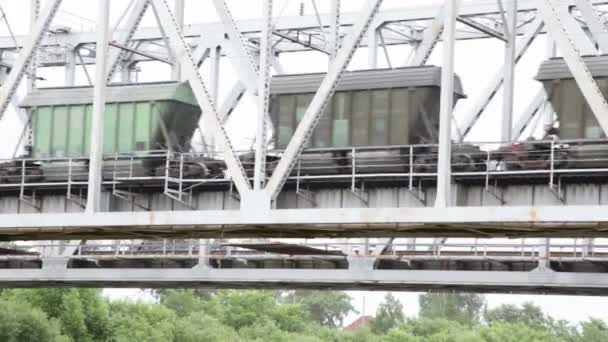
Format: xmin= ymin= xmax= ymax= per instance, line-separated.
xmin=575 ymin=0 xmax=608 ymax=52
xmin=409 ymin=0 xmax=463 ymax=66
xmin=106 ymin=0 xmax=150 ymax=83
xmin=539 ymin=0 xmax=608 ymax=135
xmin=513 ymin=90 xmax=548 ymax=139
xmin=211 ymin=0 xmax=260 ymax=94
xmin=0 ymin=0 xmax=62 ymax=122
xmin=150 ymin=0 xmax=251 ymax=194
xmin=266 ymin=0 xmax=384 ymax=200
xmin=458 ymin=15 xmax=544 ymax=140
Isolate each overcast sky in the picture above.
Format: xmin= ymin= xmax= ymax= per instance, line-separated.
xmin=0 ymin=0 xmax=607 ymax=325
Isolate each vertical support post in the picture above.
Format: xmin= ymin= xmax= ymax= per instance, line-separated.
xmin=544 ymin=36 xmax=557 ymax=133
xmin=86 ymin=0 xmax=110 ymax=213
xmin=209 ymin=46 xmax=221 ymax=103
xmin=27 ymin=0 xmax=40 ymax=92
xmin=329 ymin=0 xmax=341 ymax=62
xmin=172 ymin=0 xmax=184 ymax=80
xmin=501 ymin=0 xmax=517 ymax=143
xmin=65 ymin=48 xmax=76 ymax=86
xmin=435 ymin=0 xmax=458 ymax=208
xmin=368 ymin=24 xmax=378 ymax=68
xmin=254 ymin=0 xmax=273 ymax=190
xmin=204 ymin=45 xmax=221 ymax=154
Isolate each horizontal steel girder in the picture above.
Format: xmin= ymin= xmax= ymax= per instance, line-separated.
xmin=1 ymin=268 xmax=607 ymax=295
xmin=1 ymin=205 xmax=608 ymax=240
xmin=0 ymin=0 xmax=605 ymax=53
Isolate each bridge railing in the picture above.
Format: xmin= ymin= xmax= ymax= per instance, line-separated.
xmin=3 ymin=239 xmax=607 ymax=261
xmin=2 ymin=139 xmax=608 ymax=195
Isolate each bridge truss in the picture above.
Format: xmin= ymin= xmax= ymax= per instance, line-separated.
xmin=1 ymin=0 xmax=608 ymax=291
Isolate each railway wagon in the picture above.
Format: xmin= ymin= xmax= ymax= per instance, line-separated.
xmin=532 ymin=56 xmax=608 ymax=169
xmin=5 ymin=82 xmax=203 ymax=183
xmin=269 ymin=66 xmax=472 ymax=175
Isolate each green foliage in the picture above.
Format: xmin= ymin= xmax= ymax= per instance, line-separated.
xmin=0 ymin=298 xmax=68 ymax=342
xmin=3 ymin=287 xmax=608 ymax=342
xmin=3 ymin=289 xmax=110 ymax=342
xmin=283 ymin=290 xmax=356 ymax=328
xmin=371 ymin=293 xmax=405 ymax=334
xmin=419 ymin=292 xmax=486 ymax=326
xmin=479 ymin=322 xmax=563 ymax=342
xmin=580 ymin=319 xmax=608 ymax=342
xmin=159 ymin=289 xmax=207 ymax=317
xmin=107 ymin=301 xmax=177 ymax=342
xmin=484 ymin=302 xmax=547 ymax=328
xmin=174 ymin=312 xmax=240 ymax=342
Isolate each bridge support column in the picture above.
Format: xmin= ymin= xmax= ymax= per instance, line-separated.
xmin=435 ymin=0 xmax=459 ymax=208
xmin=347 ymin=256 xmax=375 ymax=275
xmin=42 ymin=257 xmax=69 ymax=271
xmin=194 ymin=239 xmax=211 ymax=270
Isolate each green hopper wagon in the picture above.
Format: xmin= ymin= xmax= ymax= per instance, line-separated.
xmin=20 ymin=81 xmax=201 ymax=160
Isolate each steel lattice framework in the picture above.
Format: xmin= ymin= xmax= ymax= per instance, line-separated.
xmin=1 ymin=0 xmax=608 ymax=292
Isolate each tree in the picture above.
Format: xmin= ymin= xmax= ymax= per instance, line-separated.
xmin=580 ymin=319 xmax=608 ymax=342
xmin=484 ymin=302 xmax=547 ymax=328
xmin=159 ymin=289 xmax=207 ymax=317
xmin=386 ymin=318 xmax=484 ymax=342
xmin=3 ymin=289 xmax=110 ymax=342
xmin=418 ymin=292 xmax=485 ymax=326
xmin=175 ymin=313 xmax=240 ymax=342
xmin=370 ymin=293 xmax=405 ymax=334
xmin=479 ymin=322 xmax=566 ymax=342
xmin=283 ymin=290 xmax=356 ymax=328
xmin=0 ymin=298 xmax=68 ymax=342
xmin=107 ymin=301 xmax=177 ymax=342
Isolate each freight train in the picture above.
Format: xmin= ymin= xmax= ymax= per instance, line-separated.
xmin=2 ymin=60 xmax=608 ymax=186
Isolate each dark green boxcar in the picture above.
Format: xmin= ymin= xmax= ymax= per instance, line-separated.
xmin=269 ymin=66 xmax=466 ymax=149
xmin=536 ymin=56 xmax=608 ymax=140
xmin=19 ymin=82 xmax=201 ymax=158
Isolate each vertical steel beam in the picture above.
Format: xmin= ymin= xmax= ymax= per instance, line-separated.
xmin=209 ymin=46 xmax=221 ymax=104
xmin=254 ymin=0 xmax=273 ymax=190
xmin=151 ymin=0 xmax=251 ymax=195
xmin=65 ymin=48 xmax=76 ymax=86
xmin=266 ymin=0 xmax=384 ymax=200
xmin=106 ymin=0 xmax=150 ymax=83
xmin=539 ymin=0 xmax=608 ymax=135
xmin=211 ymin=0 xmax=259 ymax=94
xmin=27 ymin=0 xmax=40 ymax=92
xmin=368 ymin=25 xmax=379 ymax=68
xmin=172 ymin=0 xmax=185 ymax=81
xmin=575 ymin=0 xmax=608 ymax=52
xmin=0 ymin=0 xmax=62 ymax=122
xmin=86 ymin=0 xmax=110 ymax=213
xmin=458 ymin=16 xmax=543 ymax=140
xmin=435 ymin=0 xmax=459 ymax=208
xmin=501 ymin=0 xmax=517 ymax=142
xmin=329 ymin=0 xmax=341 ymax=62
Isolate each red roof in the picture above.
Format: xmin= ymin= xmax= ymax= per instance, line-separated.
xmin=344 ymin=316 xmax=373 ymax=332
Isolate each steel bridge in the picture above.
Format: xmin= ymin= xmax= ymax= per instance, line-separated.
xmin=2 ymin=239 xmax=608 ymax=295
xmin=2 ymin=0 xmax=608 ymax=292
